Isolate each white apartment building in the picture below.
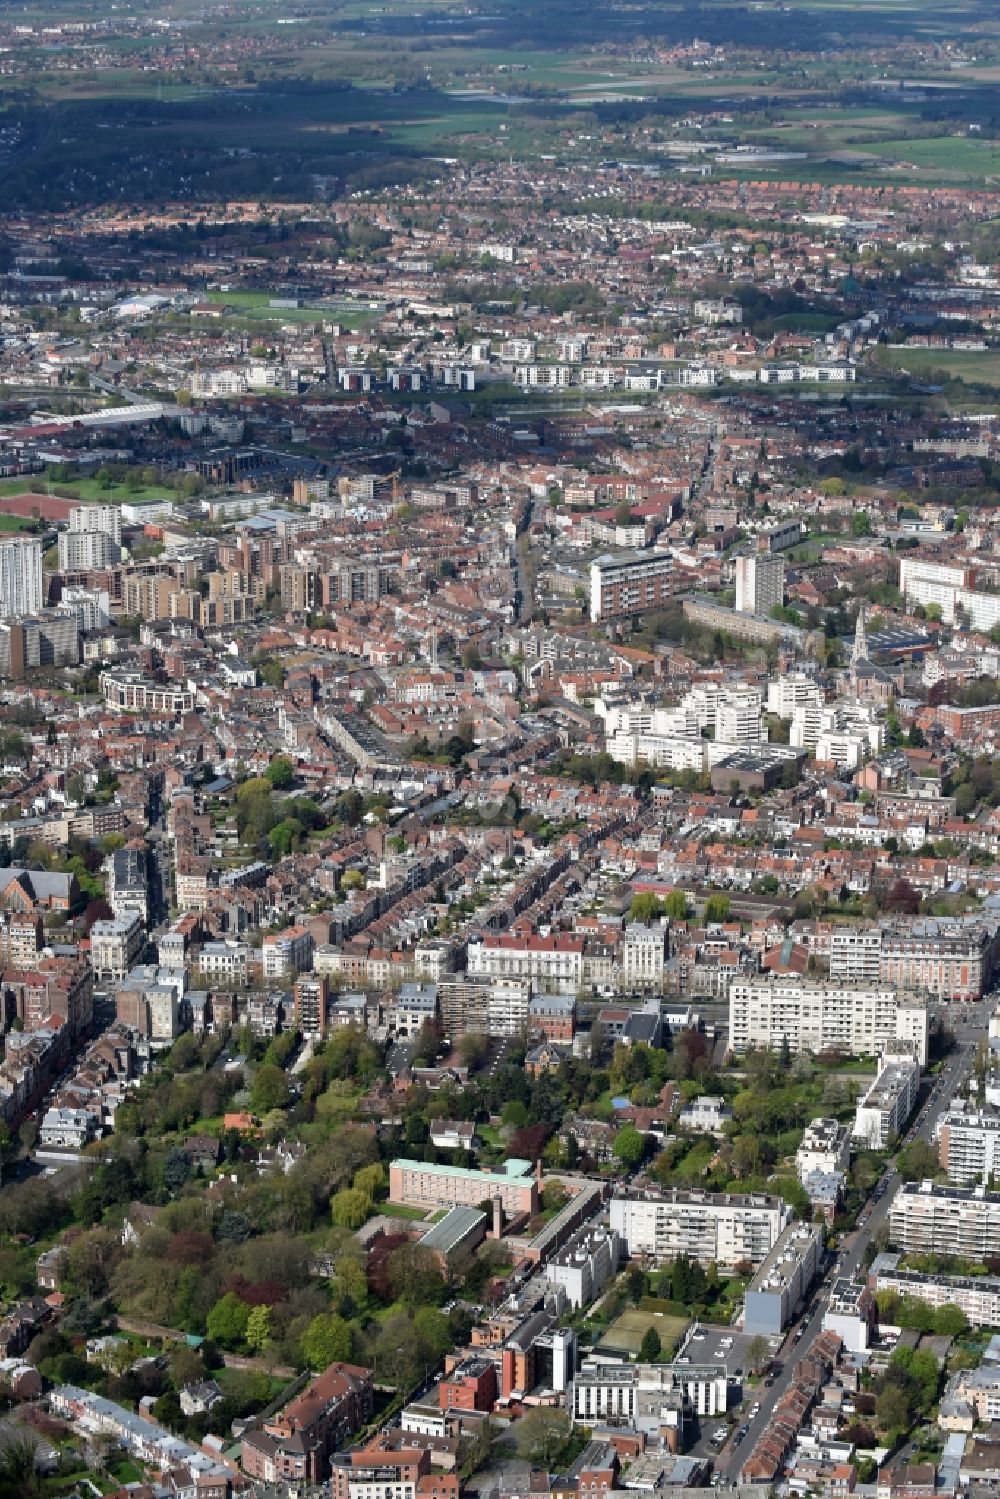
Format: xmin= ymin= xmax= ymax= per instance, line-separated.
xmin=261 ymin=926 xmax=314 ymax=980
xmin=620 ymin=923 xmax=667 ymax=990
xmin=69 ymin=504 xmax=122 ymax=544
xmin=728 ymin=978 xmax=928 ymax=1065
xmin=796 ymin=1118 xmax=851 ymax=1181
xmin=743 ymin=1221 xmax=823 ymax=1336
xmin=766 ymin=672 xmax=823 ymax=720
xmin=938 ymin=1104 xmax=1000 ymax=1186
xmin=0 ymin=537 xmax=42 ymax=619
xmin=871 ymin=1253 xmax=1000 ymax=1329
xmin=89 ymin=914 xmax=145 ymax=982
xmin=543 ymin=1224 xmax=620 ymax=1309
xmin=852 ymin=1054 xmax=920 ymax=1149
xmin=570 ymin=1359 xmax=730 ymax=1426
xmin=735 ymin=554 xmax=784 ymax=617
xmin=610 ymin=1187 xmax=790 ymax=1270
xmin=890 ymin=1181 xmax=1000 ymax=1259
xmin=467 ymin=933 xmax=584 ymax=994
xmin=829 ymin=928 xmax=883 ymax=986
xmin=899 ymin=556 xmax=1000 ymax=631
xmin=57 ymin=530 xmax=121 ymax=572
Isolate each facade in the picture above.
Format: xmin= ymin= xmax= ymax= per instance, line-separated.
xmin=937 ymin=1104 xmax=1000 ymax=1186
xmin=0 ymin=538 xmax=42 ymax=620
xmin=58 ymin=530 xmax=121 ymax=572
xmin=262 ymin=925 xmax=314 ymax=980
xmin=620 ymin=924 xmax=667 ymax=990
xmin=467 ymin=934 xmax=584 ymax=995
xmin=728 ymin=979 xmax=928 ymax=1066
xmin=590 ymin=551 xmax=673 ymax=624
xmin=743 ymin=1221 xmax=823 ymax=1336
xmin=389 ymin=1157 xmax=539 ymax=1217
xmin=734 ymin=555 xmax=784 ymax=617
xmin=829 ymin=922 xmax=995 ymax=1000
xmin=570 ymin=1359 xmax=730 ymax=1426
xmin=89 ymin=914 xmax=144 ymax=981
xmin=890 ymin=1181 xmax=1000 ymax=1259
xmin=609 ymin=1187 xmax=790 ymax=1271
xmin=293 ymin=974 xmax=329 ymax=1038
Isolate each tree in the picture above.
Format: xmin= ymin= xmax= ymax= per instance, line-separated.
xmin=886 ymin=878 xmax=920 ymax=916
xmin=206 ymin=1292 xmax=250 ymax=1349
xmin=639 ymin=1325 xmax=661 ymax=1363
xmin=387 ymin=1243 xmax=446 ymax=1306
xmin=266 ymin=756 xmax=295 ymax=790
xmin=630 ymin=892 xmax=664 ymax=923
xmin=663 ymin=889 xmax=689 ymax=920
xmin=934 ymin=1303 xmax=968 ymax=1337
xmin=852 ymin=511 xmax=872 ymax=537
xmin=704 ymin=894 xmax=731 ymax=924
xmin=746 ymin=1334 xmax=770 ymax=1373
xmin=331 ymin=1188 xmax=372 ymax=1231
xmin=251 ymin=1064 xmax=290 ymax=1114
xmin=896 ymin=1138 xmax=939 ymax=1182
xmin=613 ymin=1125 xmax=647 ymax=1170
xmin=162 ymin=1146 xmax=192 ymax=1194
xmin=514 ymin=1406 xmax=571 ymax=1466
xmin=245 ymin=1304 xmax=272 ymax=1355
xmin=301 ymin=1311 xmax=352 ymax=1368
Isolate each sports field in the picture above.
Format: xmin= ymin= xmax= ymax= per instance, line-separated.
xmin=598 ymin=1308 xmax=689 ymax=1356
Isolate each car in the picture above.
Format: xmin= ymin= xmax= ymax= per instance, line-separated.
xmin=750 ymin=1403 xmax=760 ymax=1417
xmin=713 ymin=1428 xmax=727 ymax=1443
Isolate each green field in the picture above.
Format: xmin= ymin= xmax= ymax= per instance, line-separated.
xmin=878 ymin=347 xmax=1000 ymax=388
xmin=598 ymin=1307 xmax=689 ymax=1357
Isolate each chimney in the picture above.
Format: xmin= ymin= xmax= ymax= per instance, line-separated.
xmin=492 ymin=1196 xmax=503 ymax=1239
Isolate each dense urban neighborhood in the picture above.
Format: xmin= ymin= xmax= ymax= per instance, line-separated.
xmin=8 ymin=0 xmax=1000 ymax=1496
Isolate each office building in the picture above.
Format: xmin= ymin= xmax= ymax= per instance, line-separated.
xmin=890 ymin=1181 xmax=1000 ymax=1259
xmin=610 ymin=1187 xmax=789 ymax=1271
xmin=728 ymin=978 xmax=927 ymax=1065
xmin=0 ymin=538 xmax=42 ymax=619
xmin=734 ymin=554 xmax=784 ymax=617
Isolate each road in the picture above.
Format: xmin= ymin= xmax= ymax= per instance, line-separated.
xmin=715 ymin=1000 xmax=992 ymax=1483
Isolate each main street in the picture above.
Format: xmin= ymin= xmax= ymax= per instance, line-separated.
xmin=715 ymin=999 xmax=993 ymax=1483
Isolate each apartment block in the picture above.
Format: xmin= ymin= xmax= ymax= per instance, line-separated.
xmin=728 ymin=978 xmax=927 ymax=1065
xmin=743 ymin=1221 xmax=823 ymax=1336
xmin=938 ymin=1104 xmax=1000 ymax=1186
xmin=570 ymin=1358 xmax=729 ymax=1427
xmin=609 ymin=1187 xmax=790 ymax=1271
xmin=852 ymin=1054 xmax=920 ymax=1149
xmin=890 ymin=1181 xmax=1000 ymax=1259
xmin=734 ymin=554 xmax=784 ymax=617
xmin=590 ymin=550 xmax=673 ymax=623
xmin=870 ymin=1252 xmax=1000 ymax=1329
xmin=542 ymin=1224 xmax=620 ymax=1309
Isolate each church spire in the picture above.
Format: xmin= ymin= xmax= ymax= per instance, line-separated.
xmin=852 ymin=602 xmax=869 ymax=667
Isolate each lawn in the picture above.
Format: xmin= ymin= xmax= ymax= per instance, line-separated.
xmin=0 ymin=513 xmax=39 ymax=532
xmin=380 ymin=1202 xmax=432 ymax=1220
xmin=877 ymin=347 xmax=1000 ymax=389
xmin=598 ymin=1307 xmax=689 ymax=1357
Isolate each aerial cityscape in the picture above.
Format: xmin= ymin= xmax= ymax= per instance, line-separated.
xmin=5 ymin=0 xmax=1000 ymax=1495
